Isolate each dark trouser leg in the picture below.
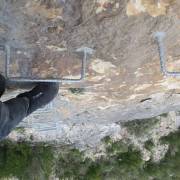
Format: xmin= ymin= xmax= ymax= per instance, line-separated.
xmin=0 ymin=74 xmax=5 ymax=97
xmin=17 ymin=82 xmax=59 ymax=116
xmin=0 ymin=97 xmax=29 ymax=140
xmin=0 ymin=82 xmax=59 ymax=140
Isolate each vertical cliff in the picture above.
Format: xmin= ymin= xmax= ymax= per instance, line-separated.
xmin=0 ymin=0 xmax=179 ymax=152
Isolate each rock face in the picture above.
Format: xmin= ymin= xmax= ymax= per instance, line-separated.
xmin=0 ymin=0 xmax=180 ymax=151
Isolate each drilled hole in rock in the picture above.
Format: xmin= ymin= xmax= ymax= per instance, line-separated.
xmin=140 ymin=98 xmax=152 ymax=103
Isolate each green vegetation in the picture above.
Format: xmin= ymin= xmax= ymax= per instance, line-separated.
xmin=144 ymin=139 xmax=154 ymax=151
xmin=14 ymin=127 xmax=25 ymax=134
xmin=123 ymin=116 xmax=160 ymax=136
xmin=69 ymin=88 xmax=85 ymax=95
xmin=103 ymin=136 xmax=129 ymax=155
xmin=55 ymin=130 xmax=180 ymax=179
xmin=0 ymin=138 xmax=145 ymax=180
xmin=123 ymin=114 xmax=168 ymax=137
xmin=55 ymin=140 xmax=144 ymax=180
xmin=0 ymin=140 xmax=54 ymax=180
xmin=143 ymin=130 xmax=180 ymax=179
xmin=1 ymin=115 xmax=180 ymax=179
xmin=160 ymin=113 xmax=168 ymax=118
xmin=55 ymin=148 xmax=91 ymax=179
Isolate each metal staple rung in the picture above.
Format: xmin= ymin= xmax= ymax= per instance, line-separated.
xmin=0 ymin=45 xmax=94 ymax=83
xmin=155 ymin=32 xmax=180 ymax=77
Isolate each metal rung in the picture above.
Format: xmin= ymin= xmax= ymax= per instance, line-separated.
xmin=0 ymin=44 xmax=10 ymax=78
xmin=0 ymin=44 xmax=94 ymax=83
xmin=155 ymin=32 xmax=180 ymax=77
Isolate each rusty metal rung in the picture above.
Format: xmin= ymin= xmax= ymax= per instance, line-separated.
xmin=0 ymin=45 xmax=94 ymax=83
